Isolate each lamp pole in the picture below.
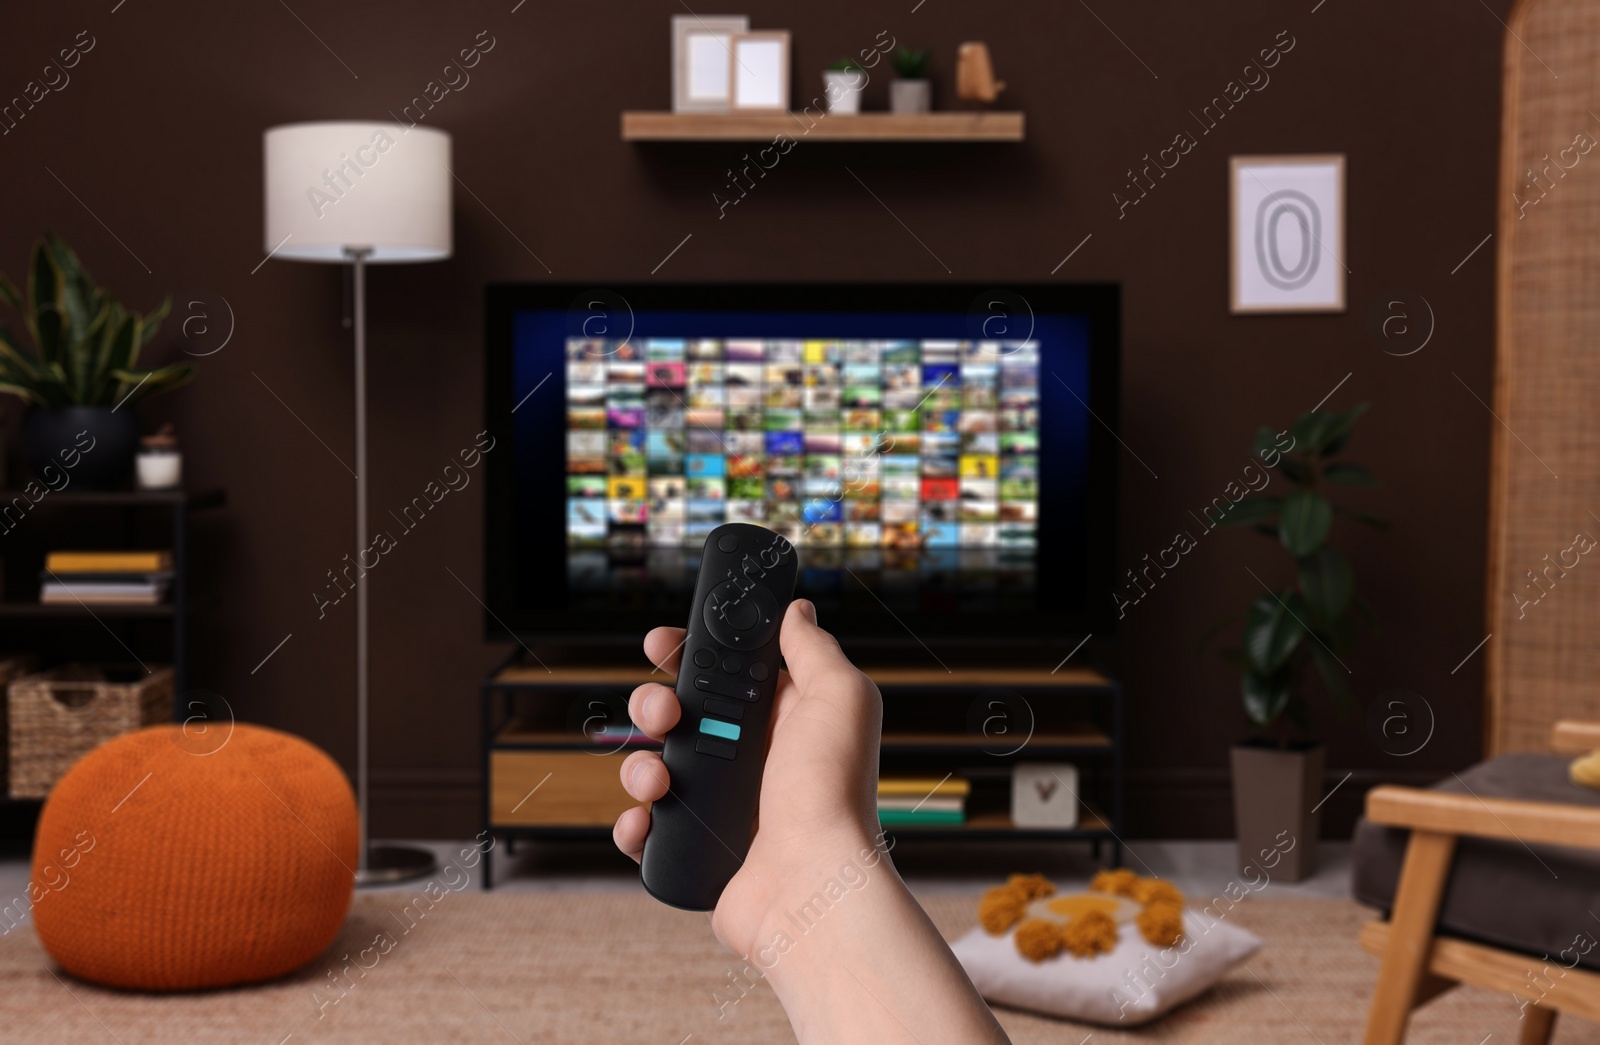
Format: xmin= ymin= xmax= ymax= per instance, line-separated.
xmin=349 ymin=245 xmax=371 ymax=875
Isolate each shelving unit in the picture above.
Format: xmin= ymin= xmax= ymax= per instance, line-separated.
xmin=0 ymin=488 xmax=224 ymax=824
xmin=620 ymin=111 xmax=1025 ymax=142
xmin=480 ymin=655 xmax=1121 ymax=887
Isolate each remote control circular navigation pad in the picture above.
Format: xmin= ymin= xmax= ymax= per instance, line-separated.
xmin=703 ymin=581 xmax=780 ymax=648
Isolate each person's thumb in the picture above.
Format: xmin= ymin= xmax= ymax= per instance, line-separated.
xmin=778 ymin=599 xmax=856 ymax=695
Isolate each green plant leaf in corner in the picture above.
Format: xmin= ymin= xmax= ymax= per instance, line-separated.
xmin=1279 ymin=489 xmax=1332 ymax=557
xmin=1244 ymin=591 xmax=1306 ymax=673
xmin=1299 ymin=547 xmax=1354 ymax=625
xmin=1243 ymin=667 xmax=1292 ymax=728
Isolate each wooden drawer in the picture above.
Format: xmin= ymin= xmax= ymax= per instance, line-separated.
xmin=489 ymin=750 xmax=640 ymax=827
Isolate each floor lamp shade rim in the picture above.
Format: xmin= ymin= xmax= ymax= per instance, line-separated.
xmin=263 ymin=121 xmax=452 ymax=263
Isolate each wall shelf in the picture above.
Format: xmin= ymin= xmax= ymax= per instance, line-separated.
xmin=620 ymin=111 xmax=1025 ymax=142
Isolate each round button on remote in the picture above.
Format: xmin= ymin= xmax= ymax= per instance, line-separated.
xmin=716 ymin=534 xmax=741 ymax=553
xmin=703 ymin=581 xmax=780 ymax=649
xmin=749 ymin=663 xmax=769 ymax=682
xmin=721 ymin=654 xmax=743 ymax=674
xmin=692 ymin=648 xmax=715 ymax=668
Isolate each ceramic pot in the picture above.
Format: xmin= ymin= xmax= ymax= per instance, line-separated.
xmin=824 ymin=71 xmax=863 ymax=114
xmin=891 ymin=80 xmax=931 ymax=113
xmin=22 ymin=406 xmax=138 ymax=490
xmin=1229 ymin=740 xmax=1325 ymax=883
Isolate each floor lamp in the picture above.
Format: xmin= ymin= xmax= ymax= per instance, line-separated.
xmin=263 ymin=121 xmax=452 ymax=885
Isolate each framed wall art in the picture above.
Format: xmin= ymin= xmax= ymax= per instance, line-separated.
xmin=1230 ymin=155 xmax=1346 ymax=313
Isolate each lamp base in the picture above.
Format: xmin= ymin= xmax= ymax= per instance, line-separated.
xmin=356 ymin=844 xmax=438 ymax=887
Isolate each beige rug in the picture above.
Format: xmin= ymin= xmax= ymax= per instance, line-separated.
xmin=2 ymin=891 xmax=1592 ymax=1043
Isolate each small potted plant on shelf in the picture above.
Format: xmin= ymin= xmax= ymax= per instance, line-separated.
xmin=824 ymin=58 xmax=865 ymax=115
xmin=0 ymin=235 xmax=191 ymax=489
xmin=1204 ymin=403 xmax=1385 ymax=882
xmin=890 ymin=46 xmax=932 ymax=113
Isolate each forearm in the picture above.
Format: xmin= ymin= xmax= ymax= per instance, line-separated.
xmin=755 ymin=834 xmax=1010 ymax=1045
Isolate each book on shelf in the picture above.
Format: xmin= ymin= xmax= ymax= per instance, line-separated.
xmin=877 ymin=775 xmax=971 ymax=798
xmin=40 ymin=579 xmax=169 ymax=605
xmin=45 ymin=550 xmax=173 ymax=574
xmin=877 ymin=795 xmax=964 ymax=813
xmin=877 ymin=808 xmax=966 ymax=826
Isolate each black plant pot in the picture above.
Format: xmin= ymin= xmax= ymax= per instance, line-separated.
xmin=21 ymin=406 xmax=139 ymax=490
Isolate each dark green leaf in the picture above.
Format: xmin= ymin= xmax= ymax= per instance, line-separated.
xmin=1289 ymin=410 xmax=1327 ymax=452
xmin=1321 ymin=402 xmax=1369 ymax=456
xmin=1322 ymin=462 xmax=1375 ymax=485
xmin=1279 ymin=489 xmax=1333 ymax=556
xmin=1277 ymin=457 xmax=1309 ymax=483
xmin=0 ymin=271 xmax=20 ymax=311
xmin=1299 ymin=548 xmax=1354 ymax=624
xmin=1212 ymin=496 xmax=1282 ymax=528
xmin=1243 ymin=668 xmax=1292 ymax=727
xmin=1244 ymin=592 xmax=1306 ymax=673
xmin=1284 ymin=694 xmax=1314 ymax=733
xmin=1253 ymin=425 xmax=1291 ymax=461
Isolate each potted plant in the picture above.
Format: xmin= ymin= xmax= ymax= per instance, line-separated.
xmin=890 ymin=46 xmax=932 ymax=114
xmin=1206 ymin=404 xmax=1384 ymax=881
xmin=824 ymin=59 xmax=865 ymax=115
xmin=0 ymin=235 xmax=190 ymax=489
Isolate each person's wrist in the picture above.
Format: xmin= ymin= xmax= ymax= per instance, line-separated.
xmin=738 ymin=819 xmax=897 ymax=966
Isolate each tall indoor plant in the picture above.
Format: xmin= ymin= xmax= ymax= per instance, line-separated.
xmin=0 ymin=235 xmax=190 ymax=488
xmin=1209 ymin=403 xmax=1383 ymax=880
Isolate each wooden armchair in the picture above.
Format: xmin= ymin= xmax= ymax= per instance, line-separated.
xmin=1358 ymin=720 xmax=1600 ymax=1045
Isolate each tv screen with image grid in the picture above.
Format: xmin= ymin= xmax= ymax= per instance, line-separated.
xmin=484 ymin=284 xmax=1120 ymax=644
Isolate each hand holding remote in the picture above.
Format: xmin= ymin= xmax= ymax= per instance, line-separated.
xmin=614 ymin=598 xmax=883 ymax=953
xmin=614 ymin=602 xmax=1012 ymax=1044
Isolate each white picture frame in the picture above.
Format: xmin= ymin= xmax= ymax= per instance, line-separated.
xmin=672 ymin=15 xmax=748 ymax=113
xmin=1230 ymin=154 xmax=1346 ymax=313
xmin=728 ymin=31 xmax=790 ymax=112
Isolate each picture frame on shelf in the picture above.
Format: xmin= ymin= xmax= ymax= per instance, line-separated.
xmin=671 ymin=14 xmax=748 ymax=113
xmin=1229 ymin=154 xmax=1347 ymax=314
xmin=729 ymin=31 xmax=790 ymax=112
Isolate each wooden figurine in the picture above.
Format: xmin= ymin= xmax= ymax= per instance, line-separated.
xmin=956 ymin=42 xmax=1005 ymax=103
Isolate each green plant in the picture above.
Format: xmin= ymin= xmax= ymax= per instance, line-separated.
xmin=1206 ymin=403 xmax=1386 ymax=739
xmin=0 ymin=234 xmax=190 ymax=408
xmin=827 ymin=58 xmax=864 ymax=73
xmin=892 ymin=46 xmax=931 ymax=79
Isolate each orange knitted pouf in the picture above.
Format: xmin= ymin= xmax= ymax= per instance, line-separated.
xmin=32 ymin=723 xmax=357 ymax=990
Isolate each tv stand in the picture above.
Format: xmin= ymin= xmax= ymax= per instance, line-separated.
xmin=479 ymin=651 xmax=1123 ymax=888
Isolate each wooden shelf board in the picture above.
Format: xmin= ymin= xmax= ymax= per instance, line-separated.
xmin=0 ymin=488 xmax=224 ymax=509
xmin=490 ymin=722 xmax=1109 ymax=751
xmin=491 ymin=664 xmax=1111 ymax=688
xmin=0 ymin=602 xmax=174 ymax=618
xmin=621 ymin=111 xmax=1024 ymax=142
xmin=885 ymin=805 xmax=1111 ymax=835
xmin=881 ymin=726 xmax=1110 ymax=750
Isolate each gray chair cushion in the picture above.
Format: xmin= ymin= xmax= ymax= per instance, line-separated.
xmin=1351 ymin=753 xmax=1600 ymax=971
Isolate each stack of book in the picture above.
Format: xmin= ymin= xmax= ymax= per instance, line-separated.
xmin=41 ymin=551 xmax=173 ymax=606
xmin=877 ymin=774 xmax=970 ymax=827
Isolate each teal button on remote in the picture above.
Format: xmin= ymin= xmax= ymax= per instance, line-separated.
xmin=698 ymin=718 xmax=741 ymax=742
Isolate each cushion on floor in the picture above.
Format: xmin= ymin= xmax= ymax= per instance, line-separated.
xmin=31 ymin=723 xmax=357 ymax=990
xmin=1351 ymin=752 xmax=1600 ymax=971
xmin=951 ymin=909 xmax=1261 ymax=1025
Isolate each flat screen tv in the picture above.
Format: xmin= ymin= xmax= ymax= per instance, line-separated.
xmin=484 ymin=284 xmax=1120 ymax=647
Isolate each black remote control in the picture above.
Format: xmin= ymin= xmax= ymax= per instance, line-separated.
xmin=640 ymin=522 xmax=799 ymax=911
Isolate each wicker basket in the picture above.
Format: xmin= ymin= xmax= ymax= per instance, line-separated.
xmin=8 ymin=665 xmax=171 ymax=798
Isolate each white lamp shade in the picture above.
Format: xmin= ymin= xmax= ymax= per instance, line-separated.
xmin=263 ymin=121 xmax=452 ymax=263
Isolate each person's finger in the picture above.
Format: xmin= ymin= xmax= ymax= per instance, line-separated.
xmin=643 ymin=626 xmax=688 ymax=677
xmin=776 ymin=599 xmax=861 ymax=698
xmin=628 ymin=682 xmax=681 ymax=740
xmin=619 ymin=749 xmax=671 ymax=802
xmin=613 ymin=804 xmax=651 ymax=863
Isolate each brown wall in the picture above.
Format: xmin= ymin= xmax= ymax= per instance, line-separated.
xmin=0 ymin=1 xmax=1509 ymax=838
